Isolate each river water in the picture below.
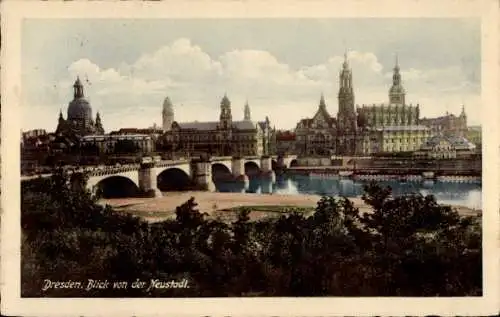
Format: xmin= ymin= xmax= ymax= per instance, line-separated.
xmin=214 ymin=174 xmax=482 ymax=210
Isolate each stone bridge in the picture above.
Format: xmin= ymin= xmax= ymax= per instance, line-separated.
xmin=23 ymin=155 xmax=298 ymax=198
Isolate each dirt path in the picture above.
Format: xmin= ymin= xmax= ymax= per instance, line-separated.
xmin=100 ymin=191 xmax=481 ymax=223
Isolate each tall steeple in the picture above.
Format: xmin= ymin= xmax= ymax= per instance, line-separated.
xmin=162 ymin=96 xmax=174 ymax=132
xmin=73 ymin=76 xmax=84 ymax=99
xmin=244 ymin=100 xmax=251 ymax=121
xmin=319 ymin=93 xmax=327 ymax=110
xmin=337 ymin=51 xmax=357 ymax=132
xmin=389 ymin=54 xmax=406 ymax=105
xmin=95 ymin=111 xmax=104 ymax=134
xmin=460 ymin=105 xmax=466 ymax=117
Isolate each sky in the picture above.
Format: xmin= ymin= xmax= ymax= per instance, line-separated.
xmin=21 ymin=18 xmax=481 ymax=132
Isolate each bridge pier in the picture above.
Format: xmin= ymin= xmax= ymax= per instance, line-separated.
xmin=260 ymin=155 xmax=276 ymax=183
xmin=139 ymin=163 xmax=162 ymax=198
xmin=277 ymin=156 xmax=286 ymax=169
xmin=192 ymin=158 xmax=216 ymax=191
xmin=232 ymin=156 xmax=250 ymax=184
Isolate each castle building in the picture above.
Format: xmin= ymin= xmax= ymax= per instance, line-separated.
xmin=161 ymin=95 xmax=275 ymax=157
xmin=56 ymin=77 xmax=104 ymax=137
xmin=419 ymin=107 xmax=467 ymax=137
xmin=295 ymin=54 xmax=432 ymax=156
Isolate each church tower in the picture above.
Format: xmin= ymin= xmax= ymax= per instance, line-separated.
xmin=162 ymin=97 xmax=174 ymax=132
xmin=55 ymin=109 xmax=66 ymax=135
xmin=219 ymin=93 xmax=233 ymax=129
xmin=337 ymin=52 xmax=357 ymax=133
xmin=244 ymin=100 xmax=251 ymax=121
xmin=95 ymin=111 xmax=104 ymax=135
xmin=389 ymin=55 xmax=406 ymax=105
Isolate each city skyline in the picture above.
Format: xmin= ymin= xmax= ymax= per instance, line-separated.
xmin=22 ymin=18 xmax=481 ymax=132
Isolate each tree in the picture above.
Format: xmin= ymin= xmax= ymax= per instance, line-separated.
xmin=21 ymin=173 xmax=481 ymax=297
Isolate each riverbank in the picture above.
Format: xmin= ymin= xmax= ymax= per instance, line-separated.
xmin=101 ymin=191 xmax=481 ymax=223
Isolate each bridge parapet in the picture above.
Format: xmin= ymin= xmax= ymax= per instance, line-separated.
xmin=211 ymin=156 xmax=233 ymax=162
xmin=87 ymin=165 xmax=140 ymax=177
xmin=155 ymin=159 xmax=189 ymax=168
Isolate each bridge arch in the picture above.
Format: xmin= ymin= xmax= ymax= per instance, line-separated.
xmin=244 ymin=161 xmax=260 ymax=176
xmin=211 ymin=163 xmax=232 ymax=182
xmin=94 ymin=175 xmax=140 ymax=198
xmin=157 ymin=167 xmax=192 ymax=191
xmin=289 ymin=159 xmax=299 ymax=168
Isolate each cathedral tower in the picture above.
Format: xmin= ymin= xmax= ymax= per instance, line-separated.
xmin=244 ymin=100 xmax=251 ymax=121
xmin=337 ymin=52 xmax=357 ymax=133
xmin=162 ymin=97 xmax=174 ymax=132
xmin=389 ymin=55 xmax=406 ymax=105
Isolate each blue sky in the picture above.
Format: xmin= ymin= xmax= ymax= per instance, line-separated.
xmin=22 ymin=18 xmax=481 ymax=131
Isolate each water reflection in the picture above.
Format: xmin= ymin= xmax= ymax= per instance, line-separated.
xmin=214 ymin=174 xmax=482 ymax=209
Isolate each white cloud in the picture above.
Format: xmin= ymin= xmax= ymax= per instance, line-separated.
xmin=22 ymin=38 xmax=481 ymax=132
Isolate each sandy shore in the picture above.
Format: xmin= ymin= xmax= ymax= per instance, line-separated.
xmin=101 ymin=191 xmax=481 ymax=223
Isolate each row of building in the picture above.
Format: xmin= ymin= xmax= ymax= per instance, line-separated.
xmin=21 ymin=54 xmax=480 ymax=170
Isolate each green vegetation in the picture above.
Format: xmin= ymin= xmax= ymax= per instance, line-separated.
xmin=22 ymin=169 xmax=482 ymax=297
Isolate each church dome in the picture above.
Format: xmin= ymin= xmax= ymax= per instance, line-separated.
xmin=67 ymin=98 xmax=92 ymax=120
xmin=67 ymin=77 xmax=92 ymax=121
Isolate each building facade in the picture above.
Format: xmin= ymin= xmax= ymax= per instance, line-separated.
xmin=414 ymin=134 xmax=476 ymax=159
xmin=466 ymin=126 xmax=482 ymax=148
xmin=161 ymin=95 xmax=275 ymax=157
xmin=275 ymin=130 xmax=296 ymax=155
xmin=56 ymin=77 xmax=105 ymax=137
xmin=79 ymin=134 xmax=155 ymax=155
xmin=295 ymin=54 xmax=432 ymax=156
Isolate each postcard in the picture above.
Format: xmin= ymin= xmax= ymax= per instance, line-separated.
xmin=1 ymin=0 xmax=499 ymax=316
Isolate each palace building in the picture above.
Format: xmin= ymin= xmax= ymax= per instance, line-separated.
xmin=295 ymin=54 xmax=433 ymax=156
xmin=161 ymin=95 xmax=276 ymax=157
xmin=420 ymin=108 xmax=468 ymax=137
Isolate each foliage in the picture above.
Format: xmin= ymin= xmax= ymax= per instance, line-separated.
xmin=21 ymin=173 xmax=482 ymax=297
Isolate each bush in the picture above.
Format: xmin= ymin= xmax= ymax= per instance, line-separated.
xmin=21 ymin=173 xmax=482 ymax=297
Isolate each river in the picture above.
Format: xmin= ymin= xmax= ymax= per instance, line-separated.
xmin=214 ymin=174 xmax=482 ymax=210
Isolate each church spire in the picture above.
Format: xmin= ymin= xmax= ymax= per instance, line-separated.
xmin=337 ymin=51 xmax=357 ymax=136
xmin=319 ymin=93 xmax=326 ymax=110
xmin=392 ymin=54 xmax=401 ymax=86
xmin=460 ymin=105 xmax=466 ymax=117
xmin=389 ymin=54 xmax=406 ymax=105
xmin=73 ymin=76 xmax=84 ymax=99
xmin=94 ymin=111 xmax=104 ymax=134
xmin=244 ymin=100 xmax=251 ymax=121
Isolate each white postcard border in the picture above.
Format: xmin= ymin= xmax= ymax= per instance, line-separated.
xmin=1 ymin=0 xmax=499 ymax=316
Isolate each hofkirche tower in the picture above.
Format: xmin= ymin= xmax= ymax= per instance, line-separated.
xmin=389 ymin=55 xmax=406 ymax=105
xmin=336 ymin=52 xmax=358 ymax=155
